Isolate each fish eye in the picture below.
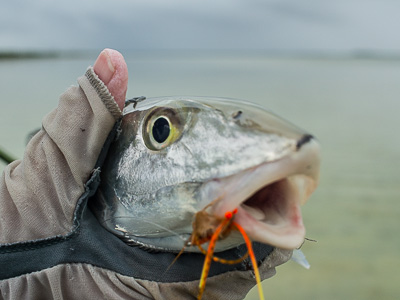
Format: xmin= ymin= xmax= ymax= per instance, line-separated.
xmin=152 ymin=117 xmax=171 ymax=143
xmin=144 ymin=108 xmax=182 ymax=150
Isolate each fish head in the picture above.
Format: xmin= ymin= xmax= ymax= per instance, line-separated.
xmin=92 ymin=96 xmax=320 ymax=252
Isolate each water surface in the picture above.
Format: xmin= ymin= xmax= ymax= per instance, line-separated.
xmin=0 ymin=51 xmax=399 ymax=299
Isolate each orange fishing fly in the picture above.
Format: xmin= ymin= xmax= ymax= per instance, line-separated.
xmin=171 ymin=206 xmax=265 ymax=300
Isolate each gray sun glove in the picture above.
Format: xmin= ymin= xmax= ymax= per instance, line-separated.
xmin=0 ymin=67 xmax=292 ymax=300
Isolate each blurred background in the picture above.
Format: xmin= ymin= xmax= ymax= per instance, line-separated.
xmin=0 ymin=1 xmax=399 ymax=299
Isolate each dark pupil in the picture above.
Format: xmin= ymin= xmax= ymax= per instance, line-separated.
xmin=152 ymin=117 xmax=170 ymax=143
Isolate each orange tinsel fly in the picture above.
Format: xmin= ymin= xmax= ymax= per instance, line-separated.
xmin=171 ymin=207 xmax=265 ymax=300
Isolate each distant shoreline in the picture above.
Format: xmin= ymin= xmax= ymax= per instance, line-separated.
xmin=1 ymin=49 xmax=400 ymax=61
xmin=0 ymin=51 xmax=93 ymax=60
xmin=0 ymin=51 xmax=58 ymax=60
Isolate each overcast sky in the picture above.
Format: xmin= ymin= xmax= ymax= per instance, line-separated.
xmin=1 ymin=0 xmax=399 ymax=53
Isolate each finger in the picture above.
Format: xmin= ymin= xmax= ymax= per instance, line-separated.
xmin=93 ymin=49 xmax=128 ymax=111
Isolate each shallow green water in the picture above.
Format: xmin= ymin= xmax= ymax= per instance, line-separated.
xmin=1 ymin=51 xmax=399 ymax=299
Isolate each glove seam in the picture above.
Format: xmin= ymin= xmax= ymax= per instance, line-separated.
xmin=85 ymin=67 xmax=122 ymax=120
xmin=0 ymin=261 xmax=259 ymax=283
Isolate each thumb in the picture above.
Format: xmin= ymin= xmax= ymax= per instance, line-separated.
xmin=93 ymin=49 xmax=128 ymax=111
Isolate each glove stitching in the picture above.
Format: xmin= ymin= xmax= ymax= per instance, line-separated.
xmin=85 ymin=67 xmax=122 ymax=120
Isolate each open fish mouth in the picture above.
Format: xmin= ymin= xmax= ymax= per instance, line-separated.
xmin=200 ymin=135 xmax=320 ymax=250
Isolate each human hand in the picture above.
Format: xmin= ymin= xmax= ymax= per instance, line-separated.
xmin=0 ymin=49 xmax=291 ymax=300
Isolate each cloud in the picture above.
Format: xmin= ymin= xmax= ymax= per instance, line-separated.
xmin=1 ymin=0 xmax=400 ymax=52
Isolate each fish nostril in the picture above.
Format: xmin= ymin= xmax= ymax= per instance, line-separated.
xmin=232 ymin=110 xmax=243 ymax=120
xmin=296 ymin=134 xmax=314 ymax=150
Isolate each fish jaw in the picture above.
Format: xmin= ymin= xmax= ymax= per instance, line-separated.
xmin=200 ymin=137 xmax=320 ymax=250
